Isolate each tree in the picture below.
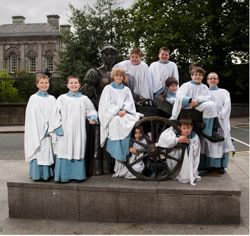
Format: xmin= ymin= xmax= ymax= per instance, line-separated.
xmin=128 ymin=0 xmax=249 ymax=101
xmin=0 ymin=71 xmax=21 ymax=103
xmin=129 ymin=0 xmax=248 ymax=66
xmin=57 ymin=0 xmax=132 ymax=79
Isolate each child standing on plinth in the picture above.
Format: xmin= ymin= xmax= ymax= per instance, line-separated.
xmin=24 ymin=73 xmax=61 ymax=181
xmin=54 ymin=75 xmax=97 ymax=182
xmin=200 ymin=72 xmax=235 ymax=173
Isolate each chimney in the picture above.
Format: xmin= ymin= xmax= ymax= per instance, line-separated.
xmin=60 ymin=25 xmax=71 ymax=33
xmin=12 ymin=16 xmax=25 ymax=24
xmin=47 ymin=15 xmax=60 ymax=27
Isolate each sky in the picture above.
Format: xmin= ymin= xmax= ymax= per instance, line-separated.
xmin=0 ymin=0 xmax=134 ymax=25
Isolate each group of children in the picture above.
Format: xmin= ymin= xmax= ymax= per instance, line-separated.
xmin=24 ymin=46 xmax=235 ymax=185
xmin=25 ymin=74 xmax=98 ymax=182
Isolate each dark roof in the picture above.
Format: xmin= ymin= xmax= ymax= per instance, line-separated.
xmin=0 ymin=23 xmax=60 ymax=37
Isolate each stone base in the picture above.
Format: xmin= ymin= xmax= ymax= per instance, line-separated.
xmin=7 ymin=174 xmax=241 ymax=224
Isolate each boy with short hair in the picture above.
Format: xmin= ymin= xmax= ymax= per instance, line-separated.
xmin=163 ymin=76 xmax=179 ymax=104
xmin=200 ymin=72 xmax=235 ymax=173
xmin=170 ymin=66 xmax=224 ymax=142
xmin=54 ymin=75 xmax=98 ymax=182
xmin=24 ymin=73 xmax=61 ymax=180
xmin=149 ymin=47 xmax=179 ymax=96
xmin=156 ymin=118 xmax=201 ymax=185
xmin=114 ymin=47 xmax=153 ymax=99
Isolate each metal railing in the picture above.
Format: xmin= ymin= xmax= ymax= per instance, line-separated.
xmin=0 ymin=76 xmax=68 ymax=104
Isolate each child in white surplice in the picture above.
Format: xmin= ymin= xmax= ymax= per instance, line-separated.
xmin=54 ymin=75 xmax=97 ymax=182
xmin=170 ymin=66 xmax=224 ymax=143
xmin=98 ymin=67 xmax=142 ymax=174
xmin=24 ymin=73 xmax=61 ymax=180
xmin=113 ymin=126 xmax=146 ymax=179
xmin=156 ymin=118 xmax=201 ymax=185
xmin=200 ymin=72 xmax=235 ymax=173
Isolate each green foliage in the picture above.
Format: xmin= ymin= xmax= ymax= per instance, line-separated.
xmin=58 ymin=0 xmax=132 ymax=79
xmin=12 ymin=71 xmax=36 ymax=101
xmin=128 ymin=0 xmax=249 ymax=101
xmin=58 ymin=0 xmax=248 ymax=102
xmin=0 ymin=70 xmax=22 ymax=103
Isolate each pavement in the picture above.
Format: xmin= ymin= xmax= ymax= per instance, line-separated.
xmin=0 ymin=117 xmax=249 ymax=235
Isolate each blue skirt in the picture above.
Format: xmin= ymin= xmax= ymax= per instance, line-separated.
xmin=106 ymin=135 xmax=130 ymax=162
xmin=29 ymin=159 xmax=54 ymax=181
xmin=54 ymin=156 xmax=86 ymax=182
xmin=199 ymin=153 xmax=229 ymax=170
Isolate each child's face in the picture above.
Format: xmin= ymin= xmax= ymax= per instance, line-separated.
xmin=207 ymin=73 xmax=219 ymax=87
xmin=191 ymin=72 xmax=204 ymax=84
xmin=134 ymin=128 xmax=142 ymax=140
xmin=130 ymin=53 xmax=141 ymax=65
xmin=158 ymin=50 xmax=170 ymax=62
xmin=113 ymin=74 xmax=124 ymax=84
xmin=180 ymin=124 xmax=192 ymax=136
xmin=67 ymin=78 xmax=80 ymax=93
xmin=36 ymin=78 xmax=49 ymax=92
xmin=167 ymin=84 xmax=177 ymax=93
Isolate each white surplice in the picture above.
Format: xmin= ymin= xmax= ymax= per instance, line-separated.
xmin=113 ymin=138 xmax=147 ymax=179
xmin=149 ymin=61 xmax=179 ymax=93
xmin=98 ymin=84 xmax=142 ymax=147
xmin=156 ymin=127 xmax=201 ymax=185
xmin=54 ymin=94 xmax=97 ymax=160
xmin=24 ymin=94 xmax=61 ymax=165
xmin=170 ymin=81 xmax=217 ymax=120
xmin=114 ymin=60 xmax=153 ymax=99
xmin=201 ymin=88 xmax=235 ymax=158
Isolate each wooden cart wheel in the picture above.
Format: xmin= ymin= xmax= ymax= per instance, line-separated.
xmin=125 ymin=116 xmax=186 ymax=181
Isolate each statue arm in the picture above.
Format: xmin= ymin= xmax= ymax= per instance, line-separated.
xmin=80 ymin=68 xmax=100 ymax=98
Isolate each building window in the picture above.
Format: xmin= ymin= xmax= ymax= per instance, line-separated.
xmin=10 ymin=53 xmax=17 ymax=73
xmin=29 ymin=58 xmax=36 ymax=72
xmin=4 ymin=58 xmax=7 ymax=70
xmin=46 ymin=57 xmax=53 ymax=72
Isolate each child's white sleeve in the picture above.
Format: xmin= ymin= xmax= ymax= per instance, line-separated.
xmin=156 ymin=127 xmax=178 ymax=149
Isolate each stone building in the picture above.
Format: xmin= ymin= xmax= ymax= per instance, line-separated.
xmin=0 ymin=15 xmax=70 ymax=76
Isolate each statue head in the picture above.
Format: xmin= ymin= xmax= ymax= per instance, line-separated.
xmin=100 ymin=44 xmax=118 ymax=66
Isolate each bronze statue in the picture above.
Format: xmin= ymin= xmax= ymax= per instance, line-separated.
xmin=80 ymin=44 xmax=118 ymax=176
xmin=81 ymin=44 xmax=118 ymax=109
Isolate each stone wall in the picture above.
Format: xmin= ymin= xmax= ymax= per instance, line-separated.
xmin=0 ymin=103 xmax=248 ymax=126
xmin=0 ymin=104 xmax=26 ymax=125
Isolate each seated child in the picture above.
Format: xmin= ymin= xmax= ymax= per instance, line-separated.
xmin=156 ymin=118 xmax=201 ymax=185
xmin=163 ymin=76 xmax=178 ymax=104
xmin=170 ymin=66 xmax=224 ymax=143
xmin=113 ymin=126 xmax=146 ymax=179
xmin=98 ymin=67 xmax=142 ymax=174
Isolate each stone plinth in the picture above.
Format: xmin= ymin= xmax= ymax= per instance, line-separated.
xmin=7 ymin=174 xmax=241 ymax=224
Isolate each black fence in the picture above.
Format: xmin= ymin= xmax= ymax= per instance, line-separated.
xmin=0 ymin=63 xmax=249 ymax=104
xmin=0 ymin=76 xmax=68 ymax=104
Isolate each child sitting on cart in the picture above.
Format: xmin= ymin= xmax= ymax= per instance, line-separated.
xmin=162 ymin=77 xmax=180 ymax=105
xmin=170 ymin=66 xmax=224 ymax=143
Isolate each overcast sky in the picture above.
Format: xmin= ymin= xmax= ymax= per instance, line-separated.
xmin=0 ymin=0 xmax=134 ymax=25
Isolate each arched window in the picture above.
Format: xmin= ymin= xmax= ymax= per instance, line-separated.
xmin=45 ymin=50 xmax=54 ymax=72
xmin=10 ymin=53 xmax=17 ymax=73
xmin=29 ymin=58 xmax=36 ymax=72
xmin=27 ymin=51 xmax=37 ymax=73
